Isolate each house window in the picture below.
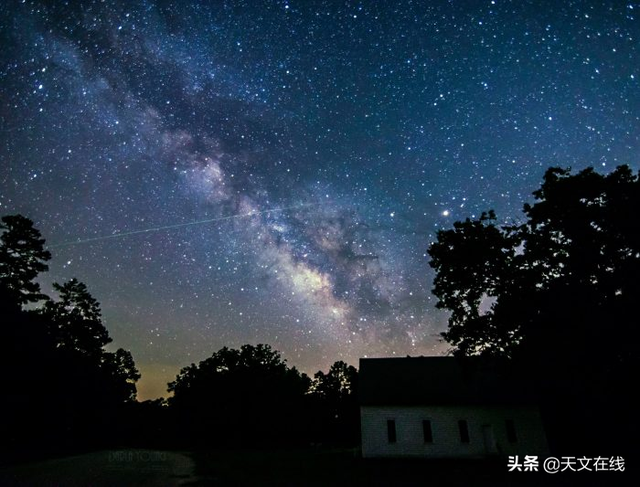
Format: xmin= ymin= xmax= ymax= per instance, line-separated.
xmin=506 ymin=419 xmax=517 ymax=443
xmin=422 ymin=420 xmax=433 ymax=443
xmin=458 ymin=420 xmax=470 ymax=443
xmin=387 ymin=419 xmax=397 ymax=443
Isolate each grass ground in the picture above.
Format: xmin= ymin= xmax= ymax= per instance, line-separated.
xmin=0 ymin=449 xmax=195 ymax=486
xmin=187 ymin=448 xmax=633 ymax=486
xmin=0 ymin=448 xmax=635 ymax=486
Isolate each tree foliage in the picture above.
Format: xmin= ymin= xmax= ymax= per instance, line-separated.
xmin=168 ymin=344 xmax=311 ymax=446
xmin=309 ymin=360 xmax=359 ymax=445
xmin=428 ymin=210 xmax=520 ymax=357
xmin=428 ymin=165 xmax=640 ymax=450
xmin=430 ymin=165 xmax=639 ymax=361
xmin=312 ymin=360 xmax=358 ymax=401
xmin=43 ymin=278 xmax=112 ymax=357
xmin=101 ymin=348 xmax=142 ymax=403
xmin=168 ymin=343 xmax=310 ymax=402
xmin=0 ymin=214 xmax=51 ymax=307
xmin=0 ymin=214 xmax=140 ymax=452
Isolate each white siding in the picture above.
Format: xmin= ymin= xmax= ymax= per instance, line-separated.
xmin=361 ymin=405 xmax=549 ymax=458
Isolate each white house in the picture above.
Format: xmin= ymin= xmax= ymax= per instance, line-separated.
xmin=359 ymin=357 xmax=549 ymax=458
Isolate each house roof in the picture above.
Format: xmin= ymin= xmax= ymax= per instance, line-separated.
xmin=359 ymin=356 xmax=536 ymax=406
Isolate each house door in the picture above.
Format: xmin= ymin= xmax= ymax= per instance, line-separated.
xmin=482 ymin=425 xmax=498 ymax=454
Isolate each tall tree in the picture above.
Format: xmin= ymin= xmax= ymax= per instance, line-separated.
xmin=428 ymin=210 xmax=519 ymax=357
xmin=0 ymin=214 xmax=141 ymax=453
xmin=310 ymin=361 xmax=359 ymax=445
xmin=42 ymin=278 xmax=112 ymax=357
xmin=101 ymin=348 xmax=142 ymax=403
xmin=40 ymin=278 xmax=140 ymax=404
xmin=428 ymin=165 xmax=640 ymax=451
xmin=312 ymin=360 xmax=358 ymax=406
xmin=0 ymin=215 xmax=51 ymax=308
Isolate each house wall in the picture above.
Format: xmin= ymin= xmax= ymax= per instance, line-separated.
xmin=361 ymin=405 xmax=549 ymax=458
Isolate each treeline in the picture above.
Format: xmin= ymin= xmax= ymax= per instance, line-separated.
xmin=1 ymin=216 xmax=140 ymax=459
xmin=160 ymin=345 xmax=359 ymax=449
xmin=0 ymin=214 xmax=359 ymax=460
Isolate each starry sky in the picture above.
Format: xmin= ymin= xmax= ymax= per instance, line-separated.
xmin=1 ymin=0 xmax=638 ymax=400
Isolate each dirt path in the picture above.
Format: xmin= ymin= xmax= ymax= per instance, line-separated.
xmin=0 ymin=449 xmax=197 ymax=486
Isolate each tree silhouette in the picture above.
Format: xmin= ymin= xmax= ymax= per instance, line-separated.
xmin=99 ymin=348 xmax=141 ymax=404
xmin=428 ymin=165 xmax=640 ymax=452
xmin=0 ymin=214 xmax=51 ymax=309
xmin=40 ymin=279 xmax=140 ymax=443
xmin=42 ymin=278 xmax=112 ymax=357
xmin=310 ymin=361 xmax=359 ymax=445
xmin=428 ymin=209 xmax=518 ymax=357
xmin=312 ymin=361 xmax=358 ymax=400
xmin=0 ymin=214 xmax=141 ymax=455
xmin=168 ymin=344 xmax=311 ymax=446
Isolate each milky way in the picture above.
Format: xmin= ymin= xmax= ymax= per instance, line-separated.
xmin=1 ymin=0 xmax=638 ymax=399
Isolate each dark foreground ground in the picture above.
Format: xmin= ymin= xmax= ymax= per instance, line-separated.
xmin=0 ymin=450 xmax=195 ymax=486
xmin=0 ymin=448 xmax=636 ymax=486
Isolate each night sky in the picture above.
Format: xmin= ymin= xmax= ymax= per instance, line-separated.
xmin=1 ymin=0 xmax=638 ymax=400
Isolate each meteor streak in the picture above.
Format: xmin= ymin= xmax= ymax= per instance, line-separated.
xmin=50 ymin=203 xmax=317 ymax=248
